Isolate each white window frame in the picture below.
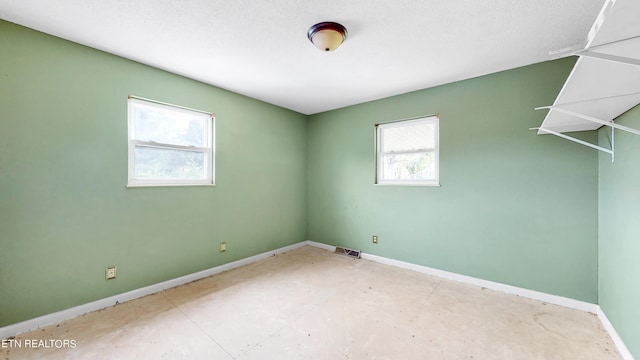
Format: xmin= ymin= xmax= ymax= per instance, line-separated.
xmin=127 ymin=96 xmax=215 ymax=187
xmin=376 ymin=115 xmax=439 ymax=186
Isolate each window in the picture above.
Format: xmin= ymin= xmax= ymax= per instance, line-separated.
xmin=127 ymin=97 xmax=214 ymax=187
xmin=376 ymin=115 xmax=439 ymax=186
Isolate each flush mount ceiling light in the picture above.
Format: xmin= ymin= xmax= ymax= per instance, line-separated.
xmin=307 ymin=22 xmax=348 ymax=52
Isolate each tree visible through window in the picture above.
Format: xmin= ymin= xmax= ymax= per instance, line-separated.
xmin=127 ymin=97 xmax=214 ymax=187
xmin=376 ymin=116 xmax=439 ymax=186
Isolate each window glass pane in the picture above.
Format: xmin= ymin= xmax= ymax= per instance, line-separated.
xmin=134 ymin=146 xmax=205 ymax=179
xmin=382 ymin=122 xmax=434 ymax=152
xmin=382 ymin=152 xmax=435 ymax=181
xmin=134 ymin=103 xmax=206 ymax=147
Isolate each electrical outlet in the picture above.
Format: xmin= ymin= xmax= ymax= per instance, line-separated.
xmin=220 ymin=242 xmax=227 ymax=252
xmin=106 ymin=266 xmax=117 ymax=280
xmin=372 ymin=235 xmax=378 ymax=244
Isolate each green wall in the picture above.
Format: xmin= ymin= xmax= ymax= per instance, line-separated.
xmin=0 ymin=18 xmax=607 ymax=331
xmin=307 ymin=58 xmax=599 ymax=303
xmin=599 ymin=106 xmax=640 ymax=357
xmin=0 ymin=20 xmax=307 ymax=326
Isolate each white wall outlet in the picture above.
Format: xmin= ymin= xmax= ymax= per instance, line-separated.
xmin=105 ymin=266 xmax=117 ymax=280
xmin=372 ymin=235 xmax=378 ymax=244
xmin=220 ymin=242 xmax=227 ymax=252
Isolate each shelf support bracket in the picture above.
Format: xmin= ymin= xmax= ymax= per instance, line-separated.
xmin=576 ymin=50 xmax=640 ymax=67
xmin=530 ymin=127 xmax=614 ymax=162
xmin=602 ymin=124 xmax=616 ymax=163
xmin=537 ymin=106 xmax=640 ymax=137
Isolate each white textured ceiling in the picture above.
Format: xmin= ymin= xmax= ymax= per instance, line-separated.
xmin=0 ymin=0 xmax=606 ymax=115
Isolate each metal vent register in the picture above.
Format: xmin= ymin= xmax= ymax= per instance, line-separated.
xmin=335 ymin=246 xmax=361 ymax=259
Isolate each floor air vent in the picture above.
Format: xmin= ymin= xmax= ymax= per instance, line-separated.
xmin=335 ymin=246 xmax=361 ymax=259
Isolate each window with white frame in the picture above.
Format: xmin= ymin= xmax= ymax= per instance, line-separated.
xmin=127 ymin=97 xmax=214 ymax=187
xmin=376 ymin=115 xmax=439 ymax=186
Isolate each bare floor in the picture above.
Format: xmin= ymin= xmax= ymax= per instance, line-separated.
xmin=2 ymin=246 xmax=620 ymax=359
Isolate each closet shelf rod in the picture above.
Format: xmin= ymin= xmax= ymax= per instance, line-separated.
xmin=536 ymin=106 xmax=640 ymax=136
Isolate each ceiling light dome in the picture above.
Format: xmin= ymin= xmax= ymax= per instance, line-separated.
xmin=307 ymin=22 xmax=348 ymax=52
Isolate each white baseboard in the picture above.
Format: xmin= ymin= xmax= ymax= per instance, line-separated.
xmin=306 ymin=241 xmax=597 ymax=312
xmin=306 ymin=240 xmax=336 ymax=252
xmin=597 ymin=307 xmax=634 ymax=360
xmin=0 ymin=241 xmax=307 ymax=339
xmin=2 ymin=240 xmax=633 ymax=360
xmin=363 ymin=253 xmax=598 ymax=313
xmin=305 ymin=241 xmax=636 ymax=358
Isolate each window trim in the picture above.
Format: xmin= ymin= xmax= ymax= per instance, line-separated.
xmin=127 ymin=96 xmax=215 ymax=187
xmin=375 ymin=115 xmax=440 ymax=186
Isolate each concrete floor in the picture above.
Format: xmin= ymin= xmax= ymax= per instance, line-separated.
xmin=1 ymin=246 xmax=620 ymax=359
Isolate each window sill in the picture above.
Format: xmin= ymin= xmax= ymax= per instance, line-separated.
xmin=126 ymin=183 xmax=216 ymax=188
xmin=374 ymin=182 xmax=440 ymax=187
